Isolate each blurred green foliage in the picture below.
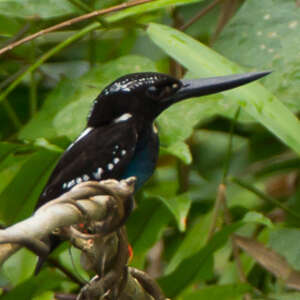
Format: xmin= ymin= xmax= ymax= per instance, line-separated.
xmin=0 ymin=0 xmax=300 ymax=299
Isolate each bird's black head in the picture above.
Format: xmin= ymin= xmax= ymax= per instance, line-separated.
xmin=87 ymin=71 xmax=270 ymax=128
xmin=87 ymin=72 xmax=182 ymax=127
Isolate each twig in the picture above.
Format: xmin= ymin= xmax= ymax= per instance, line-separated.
xmin=210 ymin=0 xmax=239 ymax=44
xmin=222 ymin=107 xmax=240 ymax=183
xmin=230 ymin=176 xmax=300 ymax=220
xmin=1 ymin=99 xmax=22 ymax=130
xmin=0 ymin=0 xmax=153 ymax=57
xmin=48 ymin=257 xmax=84 ymax=286
xmin=30 ymin=40 xmax=37 ymax=117
xmin=180 ymin=0 xmax=223 ymax=31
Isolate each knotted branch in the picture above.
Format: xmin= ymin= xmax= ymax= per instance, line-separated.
xmin=0 ymin=177 xmax=166 ymax=300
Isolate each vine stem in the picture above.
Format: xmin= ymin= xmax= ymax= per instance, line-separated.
xmin=0 ymin=0 xmax=152 ymax=57
xmin=0 ymin=0 xmax=153 ymax=106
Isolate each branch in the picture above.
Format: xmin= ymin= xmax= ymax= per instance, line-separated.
xmin=0 ymin=177 xmax=166 ymax=300
xmin=0 ymin=0 xmax=153 ymax=57
xmin=0 ymin=178 xmax=135 ymax=265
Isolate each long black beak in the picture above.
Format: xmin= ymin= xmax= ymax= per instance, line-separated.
xmin=170 ymin=71 xmax=270 ymax=103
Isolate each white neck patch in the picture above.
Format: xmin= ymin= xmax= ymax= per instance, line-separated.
xmin=114 ymin=113 xmax=132 ymax=123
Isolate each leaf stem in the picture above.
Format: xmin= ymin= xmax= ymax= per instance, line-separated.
xmin=230 ymin=176 xmax=300 ymax=220
xmin=0 ymin=0 xmax=151 ymax=57
xmin=222 ymin=107 xmax=240 ymax=183
xmin=1 ymin=99 xmax=22 ymax=130
xmin=30 ymin=40 xmax=37 ymax=116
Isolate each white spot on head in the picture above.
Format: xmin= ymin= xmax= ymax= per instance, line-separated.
xmin=113 ymin=157 xmax=120 ymax=164
xmin=289 ymin=21 xmax=298 ymax=29
xmin=114 ymin=113 xmax=132 ymax=123
xmin=256 ymin=31 xmax=263 ymax=36
xmin=83 ymin=174 xmax=90 ymax=181
xmin=108 ymin=163 xmax=114 ymax=170
xmin=93 ymin=167 xmax=103 ymax=180
xmin=264 ymin=14 xmax=271 ymax=20
xmin=268 ymin=48 xmax=274 ymax=53
xmin=121 ymin=150 xmax=126 ymax=156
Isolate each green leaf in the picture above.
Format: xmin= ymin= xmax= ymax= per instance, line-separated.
xmin=165 ymin=211 xmax=213 ymax=275
xmin=0 ymin=0 xmax=79 ymax=19
xmin=0 ymin=143 xmax=31 ymax=199
xmin=0 ymin=148 xmax=60 ymax=224
xmin=147 ymin=23 xmax=300 ymax=156
xmin=269 ymin=228 xmax=300 ymax=271
xmin=19 ymin=55 xmax=157 ymax=141
xmin=181 ymin=283 xmax=252 ymax=300
xmin=0 ymin=14 xmax=21 ymax=36
xmin=145 ymin=192 xmax=191 ymax=232
xmin=107 ymin=0 xmax=204 ymax=23
xmin=215 ymin=0 xmax=300 ymax=112
xmin=3 ymin=248 xmax=36 ymax=285
xmin=159 ymin=222 xmax=243 ymax=297
xmin=0 ymin=269 xmax=66 ymax=300
xmin=242 ymin=211 xmax=274 ymax=229
xmin=160 ymin=141 xmax=192 ymax=164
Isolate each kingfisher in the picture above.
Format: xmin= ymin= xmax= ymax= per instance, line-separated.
xmin=35 ymin=71 xmax=269 ymax=273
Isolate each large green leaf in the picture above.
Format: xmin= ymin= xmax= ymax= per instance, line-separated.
xmin=0 ymin=148 xmax=60 ymax=224
xmin=215 ymin=0 xmax=300 ymax=111
xmin=147 ymin=23 xmax=300 ymax=156
xmin=165 ymin=211 xmax=213 ymax=274
xmin=159 ymin=222 xmax=243 ymax=297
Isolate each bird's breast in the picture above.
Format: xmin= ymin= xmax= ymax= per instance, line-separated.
xmin=121 ymin=125 xmax=159 ymax=190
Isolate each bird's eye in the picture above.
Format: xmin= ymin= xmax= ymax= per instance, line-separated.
xmin=147 ymin=86 xmax=161 ymax=98
xmin=147 ymin=84 xmax=177 ymax=100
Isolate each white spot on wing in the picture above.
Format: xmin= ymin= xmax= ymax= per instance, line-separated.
xmin=93 ymin=167 xmax=103 ymax=180
xmin=67 ymin=127 xmax=94 ymax=150
xmin=113 ymin=157 xmax=120 ymax=164
xmin=114 ymin=113 xmax=132 ymax=123
xmin=108 ymin=163 xmax=114 ymax=170
xmin=83 ymin=174 xmax=90 ymax=181
xmin=67 ymin=179 xmax=75 ymax=188
xmin=76 ymin=177 xmax=82 ymax=184
xmin=121 ymin=150 xmax=126 ymax=156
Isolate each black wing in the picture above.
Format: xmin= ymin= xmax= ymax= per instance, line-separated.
xmin=37 ymin=120 xmax=138 ymax=208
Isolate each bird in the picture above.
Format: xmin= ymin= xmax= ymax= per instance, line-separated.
xmin=35 ymin=70 xmax=269 ymax=273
